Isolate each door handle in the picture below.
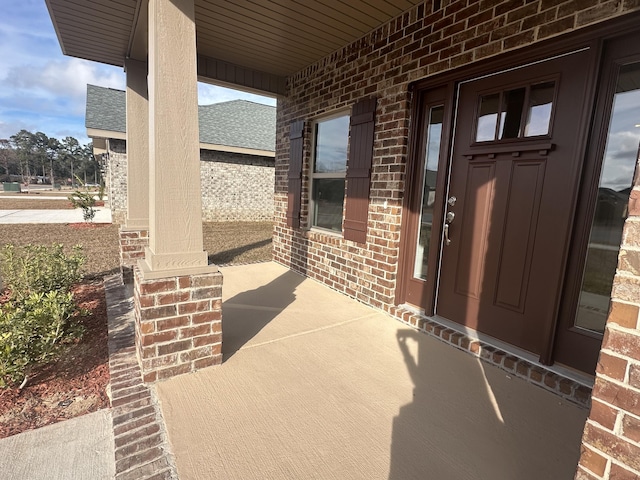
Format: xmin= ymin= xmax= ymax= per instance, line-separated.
xmin=444 ymin=224 xmax=451 ymax=246
xmin=444 ymin=211 xmax=455 ymax=246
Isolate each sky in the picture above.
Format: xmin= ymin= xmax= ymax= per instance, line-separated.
xmin=0 ymin=0 xmax=276 ymax=146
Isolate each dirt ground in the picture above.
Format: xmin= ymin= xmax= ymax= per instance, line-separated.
xmin=0 ymin=204 xmax=273 ymax=437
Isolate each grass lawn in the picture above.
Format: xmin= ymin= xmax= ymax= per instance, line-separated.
xmin=0 ymin=221 xmax=273 ymax=278
xmin=0 ymin=222 xmax=273 ymax=278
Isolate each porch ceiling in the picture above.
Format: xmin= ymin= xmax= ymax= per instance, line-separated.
xmin=45 ymin=0 xmax=422 ymax=90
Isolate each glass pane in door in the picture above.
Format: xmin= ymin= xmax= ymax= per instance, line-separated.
xmin=413 ymin=105 xmax=444 ymax=279
xmin=575 ymin=62 xmax=640 ymax=333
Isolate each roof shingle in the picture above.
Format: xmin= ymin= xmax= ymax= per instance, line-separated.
xmin=86 ymin=84 xmax=275 ymax=152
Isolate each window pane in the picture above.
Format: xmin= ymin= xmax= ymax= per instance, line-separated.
xmin=499 ymin=87 xmax=526 ymax=139
xmin=575 ymin=63 xmax=640 ymax=333
xmin=314 ymin=115 xmax=349 ymax=173
xmin=476 ymin=93 xmax=500 ymax=142
xmin=413 ymin=105 xmax=444 ymax=279
xmin=312 ymin=178 xmax=345 ymax=231
xmin=524 ymin=81 xmax=555 ymax=137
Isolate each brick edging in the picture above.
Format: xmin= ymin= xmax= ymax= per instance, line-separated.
xmin=389 ymin=305 xmax=593 ymax=408
xmin=104 ymin=274 xmax=180 ymax=480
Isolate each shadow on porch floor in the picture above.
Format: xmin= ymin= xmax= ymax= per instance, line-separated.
xmin=155 ymin=262 xmax=588 ymax=480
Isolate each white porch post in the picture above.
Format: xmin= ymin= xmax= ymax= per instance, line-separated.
xmin=124 ymin=58 xmax=149 ymax=229
xmin=142 ymin=0 xmax=212 ymax=278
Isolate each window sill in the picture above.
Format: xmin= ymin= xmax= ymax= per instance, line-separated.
xmin=304 ymin=227 xmax=344 ymax=245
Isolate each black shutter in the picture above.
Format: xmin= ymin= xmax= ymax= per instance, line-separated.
xmin=286 ymin=120 xmax=304 ymax=228
xmin=343 ymin=98 xmax=376 ymax=243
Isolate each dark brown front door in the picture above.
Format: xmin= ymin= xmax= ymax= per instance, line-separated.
xmin=436 ymin=50 xmax=593 ymax=356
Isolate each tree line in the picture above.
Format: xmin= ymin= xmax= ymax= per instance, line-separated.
xmin=0 ymin=130 xmax=101 ymax=187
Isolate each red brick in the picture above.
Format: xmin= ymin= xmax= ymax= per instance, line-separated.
xmin=593 ymin=377 xmax=640 ymax=418
xmin=157 ymin=339 xmax=192 ymax=356
xmin=156 ymin=290 xmax=190 ymax=305
xmin=604 ymin=329 xmax=640 ymax=362
xmin=575 ymin=466 xmax=601 ymax=480
xmin=178 ymin=300 xmax=211 ymax=314
xmin=193 ymin=333 xmax=222 ymax=347
xmin=140 ymin=321 xmax=155 ymax=334
xmin=192 ymin=311 xmax=222 ymax=324
xmin=192 ymin=287 xmax=220 ymax=300
xmin=156 ymin=363 xmax=192 ymax=380
xmin=608 ymin=302 xmax=639 ymax=329
xmin=139 ymin=279 xmax=176 ymax=295
xmin=629 ymin=190 xmax=640 ymax=216
xmin=115 ymin=433 xmax=163 ymax=461
xmin=622 ymin=414 xmax=640 ymax=443
xmin=590 ymin=398 xmax=619 ymax=430
xmin=578 ymin=444 xmax=609 ymax=477
xmin=156 ymin=316 xmax=190 ymax=331
xmin=140 ymin=330 xmax=177 ymax=347
xmin=631 ymin=365 xmax=640 ymax=389
xmin=139 ymin=295 xmax=155 ymax=308
xmin=143 ymin=371 xmax=157 ymax=383
xmin=179 ymin=346 xmax=212 ymax=362
xmin=597 ymin=351 xmax=628 ymax=382
xmin=179 ymin=324 xmax=211 ymax=339
xmin=194 ymin=355 xmax=222 ymax=369
xmin=584 ymin=422 xmax=640 ymax=471
xmin=140 ymin=305 xmax=177 ymax=321
xmin=178 ymin=276 xmax=191 ymax=289
xmin=610 ymin=462 xmax=640 ymax=480
xmin=190 ymin=274 xmax=223 ymax=287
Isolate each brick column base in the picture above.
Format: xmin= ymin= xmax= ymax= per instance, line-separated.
xmin=119 ymin=228 xmax=149 ymax=284
xmin=133 ymin=267 xmax=223 ymax=382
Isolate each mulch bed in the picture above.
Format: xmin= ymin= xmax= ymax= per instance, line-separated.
xmin=0 ymin=280 xmax=110 ymax=438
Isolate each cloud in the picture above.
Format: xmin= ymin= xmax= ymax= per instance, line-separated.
xmin=197 ymin=83 xmax=276 ymax=106
xmin=5 ymin=58 xmax=124 ymax=115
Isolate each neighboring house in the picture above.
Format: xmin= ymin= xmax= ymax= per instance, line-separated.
xmin=86 ymin=84 xmax=276 ymax=223
xmin=48 ymin=1 xmax=640 ymax=478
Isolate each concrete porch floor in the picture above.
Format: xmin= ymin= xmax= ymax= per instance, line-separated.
xmin=155 ymin=262 xmax=589 ymax=480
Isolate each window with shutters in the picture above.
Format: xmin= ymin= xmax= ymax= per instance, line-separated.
xmin=310 ymin=112 xmax=350 ymax=232
xmin=287 ymin=97 xmax=375 ymax=242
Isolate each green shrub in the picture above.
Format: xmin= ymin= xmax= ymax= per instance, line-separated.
xmin=0 ymin=291 xmax=83 ymax=388
xmin=0 ymin=244 xmax=86 ymax=388
xmin=0 ymin=244 xmax=84 ymax=301
xmin=68 ymin=190 xmax=96 ymax=222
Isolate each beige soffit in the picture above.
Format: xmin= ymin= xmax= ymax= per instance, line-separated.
xmin=86 ymin=128 xmax=127 ymax=141
xmin=46 ymin=0 xmax=422 ymax=94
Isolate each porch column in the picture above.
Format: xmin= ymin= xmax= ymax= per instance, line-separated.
xmin=119 ymin=58 xmax=149 ymax=283
xmin=133 ymin=0 xmax=222 ymax=383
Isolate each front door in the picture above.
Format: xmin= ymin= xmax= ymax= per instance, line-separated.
xmin=436 ymin=50 xmax=593 ymax=356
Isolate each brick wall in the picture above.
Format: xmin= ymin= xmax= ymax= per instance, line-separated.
xmin=199 ymin=150 xmax=275 ymax=222
xmin=132 ymin=267 xmax=223 ymax=382
xmin=272 ymin=3 xmax=640 ymax=479
xmin=106 ymin=139 xmax=128 ymax=224
xmin=104 ymin=142 xmax=274 ymax=224
xmin=576 ymin=190 xmax=640 ymax=478
xmin=273 ymin=0 xmax=640 ymax=314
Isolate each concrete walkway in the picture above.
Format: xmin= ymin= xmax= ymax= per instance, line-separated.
xmin=0 ymin=409 xmax=114 ymax=480
xmin=156 ymin=262 xmax=589 ymax=480
xmin=0 ymin=208 xmax=112 ymax=223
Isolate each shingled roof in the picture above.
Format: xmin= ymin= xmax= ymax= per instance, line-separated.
xmin=86 ymin=84 xmax=276 ymax=152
